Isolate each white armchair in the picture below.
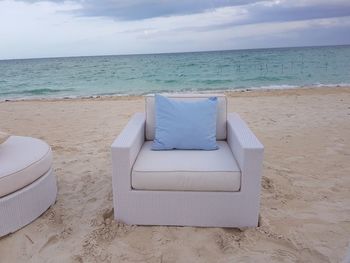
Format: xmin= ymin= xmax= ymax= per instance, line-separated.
xmin=111 ymin=94 xmax=264 ymax=227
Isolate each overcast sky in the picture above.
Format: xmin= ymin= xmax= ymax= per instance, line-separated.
xmin=1 ymin=0 xmax=350 ymax=59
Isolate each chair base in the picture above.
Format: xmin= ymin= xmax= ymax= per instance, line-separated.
xmin=114 ymin=189 xmax=260 ymax=228
xmin=0 ymin=168 xmax=57 ymax=237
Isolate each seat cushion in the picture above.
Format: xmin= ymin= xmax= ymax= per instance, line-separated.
xmin=132 ymin=141 xmax=241 ymax=191
xmin=0 ymin=136 xmax=53 ymax=197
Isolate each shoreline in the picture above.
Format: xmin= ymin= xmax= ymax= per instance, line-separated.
xmin=1 ymin=85 xmax=350 ymax=103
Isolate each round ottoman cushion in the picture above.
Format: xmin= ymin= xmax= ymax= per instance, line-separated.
xmin=0 ymin=136 xmax=52 ymax=197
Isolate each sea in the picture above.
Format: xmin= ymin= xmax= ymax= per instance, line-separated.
xmin=1 ymin=45 xmax=350 ymax=100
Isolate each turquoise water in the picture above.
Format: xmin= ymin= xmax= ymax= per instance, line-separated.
xmin=1 ymin=45 xmax=350 ymax=99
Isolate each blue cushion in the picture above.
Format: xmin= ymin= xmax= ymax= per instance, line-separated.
xmin=152 ymin=94 xmax=218 ymax=150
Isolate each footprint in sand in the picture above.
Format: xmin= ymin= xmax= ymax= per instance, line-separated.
xmin=83 ymin=207 xmax=138 ymax=262
xmin=262 ymin=176 xmax=274 ymax=192
xmin=39 ymin=235 xmax=59 ymax=253
xmin=215 ymin=228 xmax=245 ymax=253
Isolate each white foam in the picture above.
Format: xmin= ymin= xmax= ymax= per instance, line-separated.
xmin=1 ymin=83 xmax=349 ymax=102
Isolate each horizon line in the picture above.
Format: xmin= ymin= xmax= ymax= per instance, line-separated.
xmin=1 ymin=43 xmax=350 ymax=61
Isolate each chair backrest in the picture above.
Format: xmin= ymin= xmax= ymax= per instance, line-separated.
xmin=145 ymin=94 xmax=227 ymax=141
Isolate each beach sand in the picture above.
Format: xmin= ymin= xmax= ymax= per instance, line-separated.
xmin=0 ymin=87 xmax=349 ymax=262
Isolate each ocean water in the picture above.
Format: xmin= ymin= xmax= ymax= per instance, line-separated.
xmin=1 ymin=45 xmax=350 ymax=100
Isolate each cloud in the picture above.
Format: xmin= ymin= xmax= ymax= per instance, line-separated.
xmin=16 ymin=0 xmax=263 ymax=20
xmin=244 ymin=1 xmax=350 ymax=24
xmin=130 ymin=14 xmax=350 ymax=51
xmin=1 ymin=0 xmax=350 ymax=59
xmin=165 ymin=3 xmax=350 ymax=33
xmin=15 ymin=0 xmax=350 ymax=22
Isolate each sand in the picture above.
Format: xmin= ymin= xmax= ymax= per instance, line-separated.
xmin=0 ymin=87 xmax=349 ymax=262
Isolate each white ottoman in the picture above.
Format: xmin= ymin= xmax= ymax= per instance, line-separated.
xmin=0 ymin=136 xmax=57 ymax=237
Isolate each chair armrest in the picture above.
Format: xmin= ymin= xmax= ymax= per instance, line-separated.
xmin=111 ymin=113 xmax=145 ymax=192
xmin=227 ymin=113 xmax=264 ymax=191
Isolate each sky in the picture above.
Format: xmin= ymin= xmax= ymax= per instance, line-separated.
xmin=0 ymin=0 xmax=350 ymax=59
